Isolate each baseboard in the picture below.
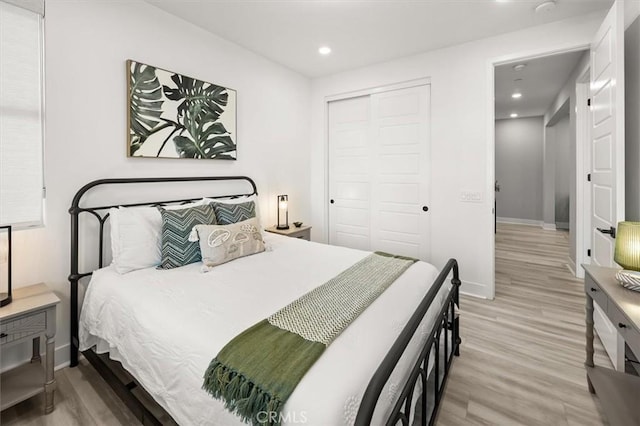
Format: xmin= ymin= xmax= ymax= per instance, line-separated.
xmin=556 ymin=222 xmax=569 ymax=230
xmin=0 ymin=343 xmax=70 ymax=374
xmin=496 ymin=217 xmax=543 ymax=227
xmin=542 ymin=223 xmax=557 ymax=230
xmin=566 ymin=259 xmax=576 ymax=277
xmin=460 ymin=280 xmax=491 ymax=299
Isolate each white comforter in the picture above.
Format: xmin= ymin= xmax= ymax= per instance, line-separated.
xmin=80 ymin=234 xmax=447 ymax=426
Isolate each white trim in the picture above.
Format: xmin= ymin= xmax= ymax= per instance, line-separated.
xmin=496 ymin=217 xmax=543 ymax=227
xmin=460 ymin=279 xmax=489 ymax=299
xmin=324 ymin=77 xmax=431 ymax=103
xmin=542 ymin=222 xmax=557 ymax=230
xmin=575 ymin=68 xmax=591 ymax=280
xmin=566 ymin=259 xmax=576 ymax=276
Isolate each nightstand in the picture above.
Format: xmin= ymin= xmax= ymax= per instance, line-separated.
xmin=265 ymin=225 xmax=311 ymax=241
xmin=583 ymin=265 xmax=640 ymax=425
xmin=0 ymin=283 xmax=60 ymax=414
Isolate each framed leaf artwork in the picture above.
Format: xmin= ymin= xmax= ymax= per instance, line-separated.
xmin=127 ymin=60 xmax=237 ymax=159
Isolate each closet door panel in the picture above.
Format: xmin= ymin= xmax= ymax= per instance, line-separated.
xmin=371 ymin=86 xmax=430 ymax=260
xmin=328 ymin=96 xmax=371 ymax=251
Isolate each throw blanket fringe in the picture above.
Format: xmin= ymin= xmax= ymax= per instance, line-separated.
xmin=203 ymin=252 xmax=417 ymax=425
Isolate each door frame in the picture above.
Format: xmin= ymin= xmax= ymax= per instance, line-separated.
xmin=323 ymin=77 xmax=431 ymax=244
xmin=575 ymin=67 xmax=592 ymax=279
xmin=487 ymin=44 xmax=589 ymax=299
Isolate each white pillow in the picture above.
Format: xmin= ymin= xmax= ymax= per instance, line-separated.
xmin=109 ymin=199 xmax=207 ymax=274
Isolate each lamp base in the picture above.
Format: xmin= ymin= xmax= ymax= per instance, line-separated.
xmin=615 ymin=270 xmax=640 ymax=292
xmin=276 ymin=225 xmax=290 ymax=230
xmin=0 ymin=293 xmax=11 ymax=307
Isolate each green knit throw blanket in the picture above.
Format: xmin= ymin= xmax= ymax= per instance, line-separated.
xmin=202 ymin=252 xmax=417 ymax=426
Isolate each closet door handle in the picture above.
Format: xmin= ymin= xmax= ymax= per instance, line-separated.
xmin=330 ymin=199 xmax=335 ymax=204
xmin=422 ymin=206 xmax=429 ymax=212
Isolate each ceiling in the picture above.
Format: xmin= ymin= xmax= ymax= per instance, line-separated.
xmin=146 ymin=0 xmax=612 ymax=78
xmin=494 ymin=49 xmax=586 ymax=120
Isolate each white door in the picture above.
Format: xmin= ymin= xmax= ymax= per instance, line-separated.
xmin=589 ymin=0 xmax=626 ymax=371
xmin=328 ymin=85 xmax=431 ymax=260
xmin=370 ymin=86 xmax=430 ymax=259
xmin=328 ymin=96 xmax=371 ymax=251
xmin=590 ymin=0 xmax=625 ymax=267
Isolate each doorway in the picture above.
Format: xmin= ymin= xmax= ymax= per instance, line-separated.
xmin=494 ymin=49 xmax=589 ymax=279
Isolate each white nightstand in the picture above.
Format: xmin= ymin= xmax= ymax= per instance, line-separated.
xmin=265 ymin=225 xmax=311 ymax=241
xmin=0 ymin=283 xmax=60 ymax=414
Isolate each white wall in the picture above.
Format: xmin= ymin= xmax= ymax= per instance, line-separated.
xmin=3 ymin=0 xmax=310 ymax=370
xmin=626 ymin=16 xmax=640 ymax=221
xmin=553 ymin=114 xmax=571 ymax=227
xmin=495 ymin=117 xmax=544 ymax=223
xmin=310 ymin=11 xmax=605 ymax=299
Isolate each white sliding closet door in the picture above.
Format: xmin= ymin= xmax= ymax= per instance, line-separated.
xmin=328 ymin=96 xmax=372 ymax=251
xmin=328 ymin=85 xmax=431 ymax=260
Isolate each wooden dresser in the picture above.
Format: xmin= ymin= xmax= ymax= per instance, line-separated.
xmin=583 ymin=265 xmax=640 ymax=425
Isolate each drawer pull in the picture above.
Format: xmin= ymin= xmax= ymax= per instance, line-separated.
xmin=590 ymin=287 xmax=597 ymax=292
xmin=618 ymin=323 xmax=627 ymax=329
xmin=0 ymin=332 xmax=6 ymax=338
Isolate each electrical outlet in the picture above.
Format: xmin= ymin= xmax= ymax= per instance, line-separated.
xmin=460 ymin=191 xmax=483 ymax=203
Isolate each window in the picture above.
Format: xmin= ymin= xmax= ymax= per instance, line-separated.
xmin=0 ymin=0 xmax=45 ymax=227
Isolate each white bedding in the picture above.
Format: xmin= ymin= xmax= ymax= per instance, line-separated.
xmin=80 ymin=233 xmax=449 ymax=426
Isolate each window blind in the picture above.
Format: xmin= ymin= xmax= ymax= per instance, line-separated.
xmin=0 ymin=0 xmax=44 ymax=227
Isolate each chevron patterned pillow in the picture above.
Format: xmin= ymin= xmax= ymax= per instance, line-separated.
xmin=212 ymin=200 xmax=256 ymax=225
xmin=157 ymin=204 xmax=217 ymax=269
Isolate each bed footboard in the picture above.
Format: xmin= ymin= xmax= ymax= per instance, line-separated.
xmin=355 ymin=259 xmax=461 ymax=426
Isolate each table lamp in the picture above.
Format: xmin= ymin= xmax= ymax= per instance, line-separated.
xmin=614 ymin=221 xmax=640 ymax=292
xmin=276 ymin=195 xmax=289 ymax=230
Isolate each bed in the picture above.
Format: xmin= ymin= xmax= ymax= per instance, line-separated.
xmin=68 ymin=176 xmax=461 ymax=426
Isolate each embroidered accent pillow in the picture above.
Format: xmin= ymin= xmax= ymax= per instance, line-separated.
xmin=158 ymin=204 xmax=217 ymax=269
xmin=189 ymin=218 xmax=265 ymax=271
xmin=212 ymin=200 xmax=256 ymax=225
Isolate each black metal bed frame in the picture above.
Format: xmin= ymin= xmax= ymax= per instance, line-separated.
xmin=68 ymin=176 xmax=460 ymax=426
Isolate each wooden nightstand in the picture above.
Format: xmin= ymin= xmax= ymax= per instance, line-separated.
xmin=0 ymin=283 xmax=60 ymax=414
xmin=583 ymin=265 xmax=640 ymax=425
xmin=265 ymin=225 xmax=311 ymax=241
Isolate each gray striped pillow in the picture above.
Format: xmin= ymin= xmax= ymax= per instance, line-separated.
xmin=157 ymin=204 xmax=217 ymax=269
xmin=212 ymin=200 xmax=256 ymax=225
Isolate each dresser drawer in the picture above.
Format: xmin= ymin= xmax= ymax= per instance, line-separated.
xmin=607 ymin=302 xmax=640 ymax=358
xmin=585 ymin=276 xmax=608 ymax=312
xmin=0 ymin=312 xmax=46 ymax=345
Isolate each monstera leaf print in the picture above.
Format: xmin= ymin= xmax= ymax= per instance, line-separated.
xmin=173 ymin=108 xmax=236 ymax=159
xmin=163 ymin=74 xmax=228 ymax=125
xmin=127 ymin=61 xmax=236 ymax=159
xmin=163 ymin=73 xmax=234 ymax=159
xmin=128 ymin=62 xmax=164 ymax=155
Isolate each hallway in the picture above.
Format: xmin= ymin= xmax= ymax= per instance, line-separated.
xmin=438 ymin=224 xmax=610 ymax=425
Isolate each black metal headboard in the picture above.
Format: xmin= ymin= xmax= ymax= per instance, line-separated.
xmin=68 ymin=176 xmax=257 ymax=367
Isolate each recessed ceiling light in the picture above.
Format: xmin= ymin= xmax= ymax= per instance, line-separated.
xmin=318 ymin=46 xmax=332 ymax=55
xmin=513 ymin=64 xmax=526 ymax=72
xmin=510 ymin=113 xmax=518 ymax=118
xmin=512 ymin=92 xmax=522 ymax=99
xmin=535 ymin=1 xmax=557 ymax=14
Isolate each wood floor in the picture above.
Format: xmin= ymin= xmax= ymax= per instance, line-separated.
xmin=437 ymin=223 xmax=610 ymax=426
xmin=1 ymin=224 xmax=611 ymax=425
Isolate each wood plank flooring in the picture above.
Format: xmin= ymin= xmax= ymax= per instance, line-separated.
xmin=1 ymin=224 xmax=611 ymax=425
xmin=437 ymin=224 xmax=610 ymax=426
